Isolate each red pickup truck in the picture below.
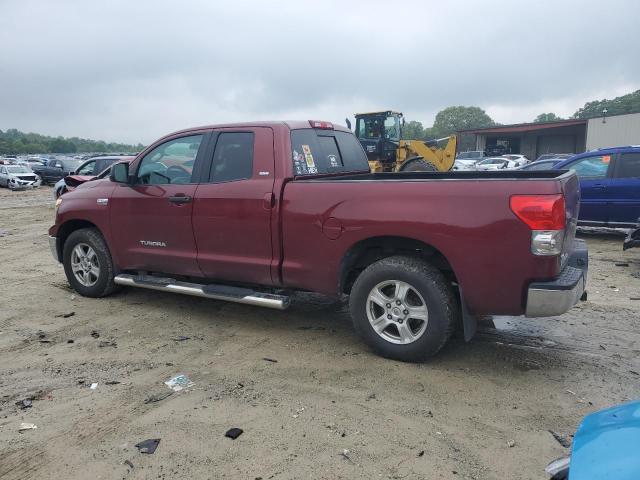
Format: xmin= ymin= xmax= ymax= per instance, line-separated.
xmin=49 ymin=121 xmax=588 ymax=361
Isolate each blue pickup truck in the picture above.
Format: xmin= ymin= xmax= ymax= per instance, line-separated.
xmin=554 ymin=146 xmax=640 ymax=227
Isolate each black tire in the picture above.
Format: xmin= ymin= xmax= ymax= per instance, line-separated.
xmin=63 ymin=228 xmax=119 ymax=298
xmin=349 ymin=256 xmax=457 ymax=362
xmin=399 ymin=157 xmax=438 ymax=172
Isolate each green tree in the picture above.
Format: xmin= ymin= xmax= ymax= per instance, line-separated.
xmin=534 ymin=113 xmax=562 ymax=122
xmin=573 ymin=89 xmax=640 ymax=119
xmin=401 ymin=120 xmax=425 ymax=140
xmin=426 ymin=106 xmax=494 ymax=151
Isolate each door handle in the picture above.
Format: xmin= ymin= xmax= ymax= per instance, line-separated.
xmin=168 ymin=195 xmax=192 ymax=204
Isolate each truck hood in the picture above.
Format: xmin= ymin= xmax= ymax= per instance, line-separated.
xmin=64 ymin=174 xmax=95 ymax=187
xmin=569 ymin=401 xmax=640 ymax=480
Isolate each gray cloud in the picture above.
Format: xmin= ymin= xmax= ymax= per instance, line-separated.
xmin=1 ymin=0 xmax=639 ymax=144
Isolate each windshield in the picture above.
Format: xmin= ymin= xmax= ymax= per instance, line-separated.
xmin=356 ymin=117 xmax=383 ymax=139
xmin=384 ymin=116 xmax=400 ymax=141
xmin=7 ymin=165 xmax=32 ymax=173
xmin=480 ymin=158 xmax=506 ymax=165
xmin=64 ymin=159 xmax=83 ymax=170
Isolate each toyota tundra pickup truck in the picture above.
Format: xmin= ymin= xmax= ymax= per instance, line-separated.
xmin=48 ymin=121 xmax=588 ymax=361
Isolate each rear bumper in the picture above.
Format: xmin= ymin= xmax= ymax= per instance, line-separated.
xmin=525 ymin=239 xmax=588 ymax=317
xmin=49 ymin=236 xmax=60 ymax=263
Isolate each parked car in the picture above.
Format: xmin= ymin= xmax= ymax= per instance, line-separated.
xmin=53 ymin=156 xmax=135 ymax=198
xmin=545 ymin=401 xmax=640 ymax=480
xmin=452 ymin=159 xmax=479 ymax=171
xmin=0 ymin=164 xmax=42 ymax=189
xmin=536 ymin=153 xmax=573 ymax=162
xmin=32 ymin=157 xmax=84 ymax=184
xmin=502 ymin=154 xmax=530 ymax=166
xmin=519 ymin=159 xmax=565 ymax=171
xmin=49 ymin=120 xmax=587 ymax=362
xmin=475 ymin=157 xmax=519 ymax=170
xmin=456 ymin=150 xmax=485 ymax=161
xmin=554 ymin=146 xmax=640 ymax=227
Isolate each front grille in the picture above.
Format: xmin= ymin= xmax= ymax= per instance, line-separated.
xmin=18 ymin=176 xmax=36 ymax=181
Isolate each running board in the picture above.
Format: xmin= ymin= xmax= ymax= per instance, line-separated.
xmin=113 ymin=274 xmax=290 ymax=310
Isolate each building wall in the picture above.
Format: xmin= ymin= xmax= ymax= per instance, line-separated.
xmin=586 ymin=112 xmax=640 ymax=150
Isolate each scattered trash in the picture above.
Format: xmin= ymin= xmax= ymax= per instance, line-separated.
xmin=630 ymin=370 xmax=639 ymax=376
xmin=164 ymin=374 xmax=194 ymax=392
xmin=90 ymin=330 xmax=100 ymax=338
xmin=548 ymin=430 xmax=571 ymax=448
xmin=632 ymin=272 xmax=640 ymax=279
xmin=135 ymin=438 xmax=160 ymax=454
xmin=292 ymin=406 xmax=305 ymax=418
xmin=39 ymin=340 xmax=51 ymax=344
xmin=56 ymin=312 xmax=75 ymax=318
xmin=599 ymin=344 xmax=607 ymax=350
xmin=124 ymin=459 xmax=134 ymax=469
xmin=507 ymin=440 xmax=515 ymax=448
xmin=98 ymin=340 xmax=117 ymax=348
xmin=165 ymin=362 xmax=174 ymax=366
xmin=105 ymin=381 xmax=121 ymax=385
xmin=615 ymin=262 xmax=629 ymax=267
xmin=16 ymin=398 xmax=32 ymax=409
xmin=172 ymin=336 xmax=190 ymax=342
xmin=366 ymin=393 xmax=376 ymax=401
xmin=37 ymin=332 xmax=46 ymax=339
xmin=225 ymin=427 xmax=243 ymax=440
xmin=262 ymin=357 xmax=278 ymax=363
xmin=67 ymin=339 xmax=74 ymax=344
xmin=18 ymin=422 xmax=37 ymax=432
xmin=340 ymin=449 xmax=353 ymax=463
xmin=90 ymin=383 xmax=98 ymax=390
xmin=417 ymin=450 xmax=425 ymax=457
xmin=630 ymin=297 xmax=640 ymax=301
xmin=145 ymin=391 xmax=174 ymax=404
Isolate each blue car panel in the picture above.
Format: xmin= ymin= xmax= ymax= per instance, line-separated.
xmin=569 ymin=401 xmax=640 ymax=480
xmin=555 ymin=147 xmax=640 ymax=227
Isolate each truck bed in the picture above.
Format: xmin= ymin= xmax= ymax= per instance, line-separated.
xmin=295 ymin=169 xmax=572 ymax=182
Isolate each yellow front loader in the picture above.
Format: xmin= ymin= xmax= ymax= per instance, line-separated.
xmin=348 ymin=111 xmax=457 ymax=173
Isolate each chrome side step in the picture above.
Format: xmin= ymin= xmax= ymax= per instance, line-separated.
xmin=113 ymin=274 xmax=290 ymax=310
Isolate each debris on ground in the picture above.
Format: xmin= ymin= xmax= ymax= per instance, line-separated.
xmin=225 ymin=428 xmax=243 ymax=440
xmin=340 ymin=449 xmax=353 ymax=463
xmin=548 ymin=430 xmax=571 ymax=448
xmin=366 ymin=393 xmax=376 ymax=401
xmin=18 ymin=422 xmax=37 ymax=432
xmin=507 ymin=440 xmax=515 ymax=448
xmin=614 ymin=262 xmax=629 ymax=267
xmin=15 ymin=398 xmax=33 ymax=409
xmin=105 ymin=381 xmax=121 ymax=385
xmin=90 ymin=330 xmax=100 ymax=338
xmin=67 ymin=339 xmax=74 ymax=343
xmin=135 ymin=438 xmax=160 ymax=454
xmin=417 ymin=450 xmax=425 ymax=457
xmin=55 ymin=312 xmax=75 ymax=318
xmin=292 ymin=406 xmax=305 ymax=418
xmin=262 ymin=357 xmax=278 ymax=363
xmin=98 ymin=340 xmax=117 ymax=348
xmin=144 ymin=391 xmax=174 ymax=404
xmin=90 ymin=383 xmax=98 ymax=390
xmin=172 ymin=336 xmax=190 ymax=342
xmin=124 ymin=459 xmax=134 ymax=469
xmin=164 ymin=374 xmax=194 ymax=392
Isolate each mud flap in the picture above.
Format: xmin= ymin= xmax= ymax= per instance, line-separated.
xmin=458 ymin=288 xmax=477 ymax=342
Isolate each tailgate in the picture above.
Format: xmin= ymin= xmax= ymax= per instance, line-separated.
xmin=560 ymin=171 xmax=580 ymax=267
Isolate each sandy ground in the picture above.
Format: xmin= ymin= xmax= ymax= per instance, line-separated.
xmin=1 ymin=186 xmax=639 ymax=480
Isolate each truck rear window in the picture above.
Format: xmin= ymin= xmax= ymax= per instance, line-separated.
xmin=291 ymin=129 xmax=369 ymax=176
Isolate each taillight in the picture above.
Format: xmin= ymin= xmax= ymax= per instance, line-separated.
xmin=510 ymin=194 xmax=566 ymax=256
xmin=309 ymin=120 xmax=334 ymax=129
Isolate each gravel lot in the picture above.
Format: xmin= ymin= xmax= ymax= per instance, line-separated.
xmin=1 ymin=186 xmax=639 ymax=480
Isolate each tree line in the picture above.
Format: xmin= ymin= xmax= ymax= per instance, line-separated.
xmin=0 ymin=128 xmax=144 ymax=155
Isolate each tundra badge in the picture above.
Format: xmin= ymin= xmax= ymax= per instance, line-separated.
xmin=139 ymin=240 xmax=167 ymax=247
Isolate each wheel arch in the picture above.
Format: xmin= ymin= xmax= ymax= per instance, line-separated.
xmin=338 ymin=236 xmax=458 ymax=295
xmin=56 ymin=219 xmax=103 ymax=261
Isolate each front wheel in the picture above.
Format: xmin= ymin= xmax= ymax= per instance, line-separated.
xmin=349 ymin=256 xmax=457 ymax=362
xmin=63 ymin=228 xmax=119 ymax=297
xmin=399 ymin=157 xmax=438 ymax=172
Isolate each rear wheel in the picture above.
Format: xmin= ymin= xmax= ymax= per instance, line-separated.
xmin=349 ymin=256 xmax=457 ymax=362
xmin=399 ymin=157 xmax=438 ymax=172
xmin=63 ymin=228 xmax=119 ymax=297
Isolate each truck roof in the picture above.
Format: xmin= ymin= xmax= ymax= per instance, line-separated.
xmin=158 ymin=121 xmax=351 ymax=141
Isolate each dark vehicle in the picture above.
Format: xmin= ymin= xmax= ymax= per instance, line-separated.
xmin=536 ymin=153 xmax=573 ymax=162
xmin=33 ymin=158 xmax=83 ymax=184
xmin=519 ymin=159 xmax=564 ymax=171
xmin=49 ymin=120 xmax=587 ymax=362
xmin=554 ymin=146 xmax=640 ymax=227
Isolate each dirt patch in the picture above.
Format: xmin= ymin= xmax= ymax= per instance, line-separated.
xmin=1 ymin=186 xmax=639 ymax=479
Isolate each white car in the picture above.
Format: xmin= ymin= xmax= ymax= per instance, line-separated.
xmin=501 ymin=154 xmax=529 ymax=166
xmin=475 ymin=157 xmax=519 ymax=171
xmin=0 ymin=164 xmax=42 ymax=190
xmin=453 ymin=159 xmax=480 ymax=171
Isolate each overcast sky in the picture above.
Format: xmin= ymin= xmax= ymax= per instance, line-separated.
xmin=1 ymin=0 xmax=639 ymax=144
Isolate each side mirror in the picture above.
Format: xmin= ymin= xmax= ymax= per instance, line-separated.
xmin=110 ymin=162 xmax=130 ymax=183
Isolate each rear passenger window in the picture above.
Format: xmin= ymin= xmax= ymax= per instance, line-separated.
xmin=209 ymin=132 xmax=254 ymax=183
xmin=616 ymin=153 xmax=640 ymax=178
xmin=290 ymin=129 xmax=368 ymax=176
xmin=567 ymin=155 xmax=610 ymax=179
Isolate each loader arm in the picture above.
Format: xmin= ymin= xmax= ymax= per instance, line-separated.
xmin=397 ymin=135 xmax=457 ymax=172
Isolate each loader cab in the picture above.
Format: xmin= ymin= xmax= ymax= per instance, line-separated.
xmin=354 ymin=111 xmax=403 ymax=167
